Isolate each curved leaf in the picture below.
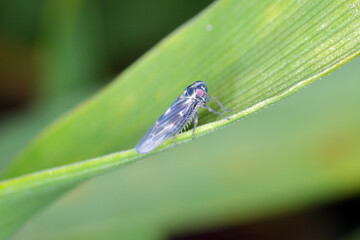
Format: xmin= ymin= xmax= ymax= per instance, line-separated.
xmin=1 ymin=0 xmax=360 ymax=238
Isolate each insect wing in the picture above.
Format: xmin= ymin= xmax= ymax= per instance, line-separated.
xmin=135 ymin=97 xmax=195 ymax=154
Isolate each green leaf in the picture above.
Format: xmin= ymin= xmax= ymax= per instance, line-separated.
xmin=9 ymin=62 xmax=360 ymax=239
xmin=1 ymin=0 xmax=360 ymax=238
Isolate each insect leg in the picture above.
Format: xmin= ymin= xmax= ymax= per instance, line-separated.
xmin=172 ymin=132 xmax=178 ymax=148
xmin=203 ymin=104 xmax=230 ymax=121
xmin=207 ymin=96 xmax=232 ymax=112
xmin=192 ymin=111 xmax=199 ymax=140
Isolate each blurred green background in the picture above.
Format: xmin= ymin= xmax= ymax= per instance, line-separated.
xmin=1 ymin=0 xmax=360 ymax=239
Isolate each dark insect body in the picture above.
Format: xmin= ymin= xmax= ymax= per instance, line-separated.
xmin=135 ymin=81 xmax=231 ymax=154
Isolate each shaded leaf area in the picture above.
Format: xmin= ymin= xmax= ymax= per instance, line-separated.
xmin=343 ymin=227 xmax=360 ymax=240
xmin=0 ymin=150 xmax=141 ymax=239
xmin=1 ymin=0 xmax=360 ymax=238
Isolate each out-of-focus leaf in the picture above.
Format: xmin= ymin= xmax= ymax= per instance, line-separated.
xmin=1 ymin=0 xmax=360 ymax=238
xmin=343 ymin=227 xmax=360 ymax=240
xmin=39 ymin=0 xmax=105 ymax=98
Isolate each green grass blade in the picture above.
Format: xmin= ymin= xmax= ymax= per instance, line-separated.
xmin=1 ymin=0 xmax=360 ymax=238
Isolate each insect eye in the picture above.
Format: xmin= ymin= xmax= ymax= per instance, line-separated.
xmin=196 ymin=89 xmax=204 ymax=98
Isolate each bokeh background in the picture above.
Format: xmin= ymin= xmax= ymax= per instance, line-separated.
xmin=1 ymin=1 xmax=360 ymax=239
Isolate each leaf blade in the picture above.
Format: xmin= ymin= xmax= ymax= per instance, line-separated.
xmin=1 ymin=0 xmax=360 ymax=238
